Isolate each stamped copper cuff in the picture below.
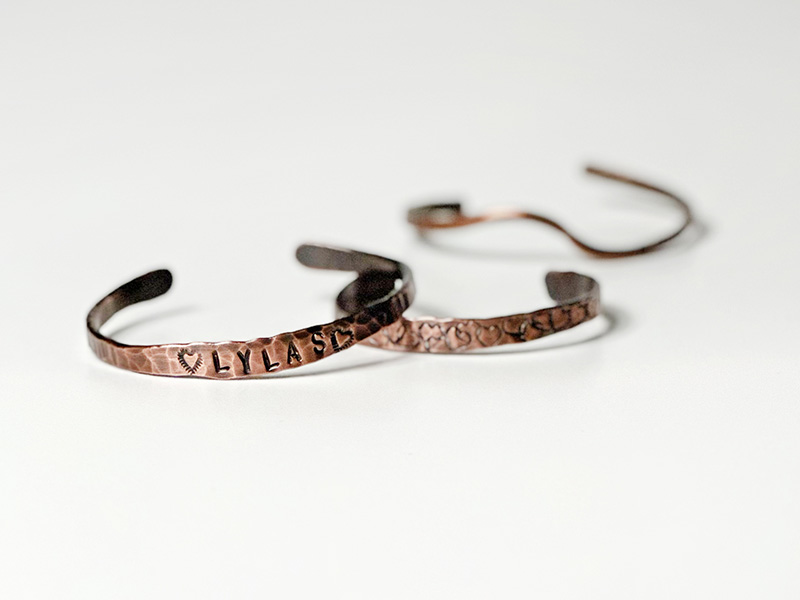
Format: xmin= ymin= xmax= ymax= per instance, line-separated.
xmin=408 ymin=166 xmax=693 ymax=258
xmin=337 ymin=271 xmax=600 ymax=353
xmin=87 ymin=244 xmax=415 ymax=378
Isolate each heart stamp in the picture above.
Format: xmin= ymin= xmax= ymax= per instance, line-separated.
xmin=418 ymin=321 xmax=447 ymax=352
xmin=531 ymin=312 xmax=553 ymax=332
xmin=475 ymin=323 xmax=502 ymax=347
xmin=569 ymin=303 xmax=587 ymax=325
xmin=330 ymin=328 xmax=355 ymax=352
xmin=550 ymin=307 xmax=570 ymax=330
xmin=387 ymin=321 xmax=407 ymax=344
xmin=416 ymin=321 xmax=472 ymax=352
xmin=177 ymin=348 xmax=203 ymax=375
xmin=444 ymin=323 xmax=472 ymax=351
xmin=501 ymin=315 xmax=530 ymax=342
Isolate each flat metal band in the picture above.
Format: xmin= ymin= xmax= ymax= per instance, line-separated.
xmin=407 ymin=166 xmax=693 ymax=258
xmin=338 ymin=271 xmax=600 ymax=354
xmin=86 ymin=244 xmax=415 ymax=378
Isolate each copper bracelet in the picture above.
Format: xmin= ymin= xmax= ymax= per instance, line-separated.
xmin=87 ymin=244 xmax=415 ymax=378
xmin=337 ymin=271 xmax=600 ymax=353
xmin=408 ymin=166 xmax=692 ymax=258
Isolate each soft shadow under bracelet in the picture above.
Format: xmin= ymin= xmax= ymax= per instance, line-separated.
xmin=336 ymin=271 xmax=600 ymax=353
xmin=87 ymin=244 xmax=415 ymax=378
xmin=408 ymin=166 xmax=692 ymax=258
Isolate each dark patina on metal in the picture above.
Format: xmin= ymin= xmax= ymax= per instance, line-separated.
xmin=87 ymin=244 xmax=415 ymax=378
xmin=408 ymin=166 xmax=693 ymax=258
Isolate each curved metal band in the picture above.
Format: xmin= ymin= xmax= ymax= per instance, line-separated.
xmin=337 ymin=271 xmax=600 ymax=353
xmin=87 ymin=244 xmax=415 ymax=378
xmin=408 ymin=166 xmax=692 ymax=258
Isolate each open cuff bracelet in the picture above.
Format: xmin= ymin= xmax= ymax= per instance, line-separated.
xmin=337 ymin=270 xmax=600 ymax=354
xmin=408 ymin=166 xmax=692 ymax=258
xmin=87 ymin=244 xmax=415 ymax=378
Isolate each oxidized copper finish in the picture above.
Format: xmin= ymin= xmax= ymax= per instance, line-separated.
xmin=408 ymin=166 xmax=693 ymax=258
xmin=87 ymin=244 xmax=415 ymax=378
xmin=340 ymin=271 xmax=600 ymax=353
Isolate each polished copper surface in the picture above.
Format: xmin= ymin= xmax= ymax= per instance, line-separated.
xmin=339 ymin=271 xmax=600 ymax=353
xmin=87 ymin=244 xmax=415 ymax=378
xmin=408 ymin=166 xmax=693 ymax=258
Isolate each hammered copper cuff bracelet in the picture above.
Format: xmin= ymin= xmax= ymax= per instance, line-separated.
xmin=408 ymin=166 xmax=692 ymax=258
xmin=337 ymin=271 xmax=600 ymax=353
xmin=87 ymin=244 xmax=415 ymax=378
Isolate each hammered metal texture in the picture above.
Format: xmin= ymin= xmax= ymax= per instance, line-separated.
xmin=87 ymin=245 xmax=415 ymax=379
xmin=346 ymin=271 xmax=601 ymax=353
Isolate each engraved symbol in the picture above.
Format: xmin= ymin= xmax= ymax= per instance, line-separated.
xmin=444 ymin=323 xmax=471 ymax=351
xmin=286 ymin=340 xmax=302 ymax=364
xmin=475 ymin=323 xmax=502 ymax=347
xmin=377 ymin=320 xmax=420 ymax=349
xmin=387 ymin=321 xmax=411 ymax=345
xmin=569 ymin=303 xmax=587 ymax=325
xmin=532 ymin=312 xmax=553 ymax=332
xmin=419 ymin=321 xmax=445 ymax=352
xmin=418 ymin=321 xmax=471 ymax=352
xmin=177 ymin=348 xmax=203 ymax=375
xmin=550 ymin=307 xmax=570 ymax=330
xmin=523 ymin=318 xmax=543 ymax=341
xmin=262 ymin=348 xmax=279 ymax=371
xmin=212 ymin=350 xmax=230 ymax=373
xmin=502 ymin=316 xmax=530 ymax=342
xmin=236 ymin=348 xmax=252 ymax=374
xmin=330 ymin=328 xmax=355 ymax=352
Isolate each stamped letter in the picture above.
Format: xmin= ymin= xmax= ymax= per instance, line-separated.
xmin=311 ymin=331 xmax=326 ymax=356
xmin=212 ymin=351 xmax=230 ymax=373
xmin=262 ymin=348 xmax=279 ymax=372
xmin=236 ymin=349 xmax=252 ymax=375
xmin=287 ymin=340 xmax=302 ymax=364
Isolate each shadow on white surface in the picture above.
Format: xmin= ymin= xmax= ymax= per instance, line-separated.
xmin=259 ymin=352 xmax=410 ymax=379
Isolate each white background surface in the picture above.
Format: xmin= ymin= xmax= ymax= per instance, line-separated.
xmin=1 ymin=1 xmax=799 ymax=597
